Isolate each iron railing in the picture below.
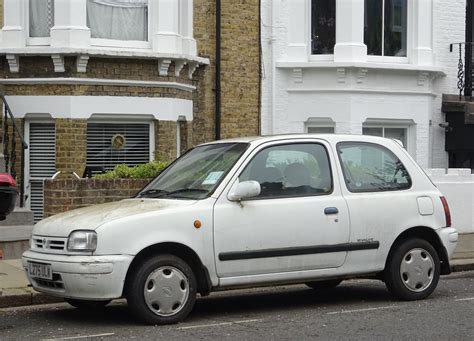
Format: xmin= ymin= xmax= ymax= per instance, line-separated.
xmin=1 ymin=94 xmax=28 ymax=207
xmin=450 ymin=42 xmax=473 ymax=99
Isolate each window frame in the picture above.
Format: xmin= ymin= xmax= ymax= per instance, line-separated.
xmin=87 ymin=0 xmax=151 ymax=49
xmin=364 ymin=0 xmax=410 ymax=63
xmin=85 ymin=118 xmax=155 ymax=174
xmin=305 ymin=117 xmax=336 ymax=134
xmin=362 ymin=119 xmax=415 ymax=156
xmin=237 ymin=142 xmax=335 ymax=200
xmin=336 ymin=141 xmax=412 ymax=193
xmin=26 ymin=0 xmax=54 ymax=46
xmin=308 ymin=0 xmax=336 ymax=61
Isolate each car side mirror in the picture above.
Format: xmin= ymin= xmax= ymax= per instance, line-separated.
xmin=228 ymin=181 xmax=261 ymax=201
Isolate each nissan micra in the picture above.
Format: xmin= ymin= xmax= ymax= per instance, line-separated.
xmin=22 ymin=135 xmax=458 ymax=325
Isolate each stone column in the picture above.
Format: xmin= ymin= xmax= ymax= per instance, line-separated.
xmin=180 ymin=0 xmax=197 ymax=55
xmin=287 ymin=0 xmax=308 ymax=61
xmin=151 ymin=0 xmax=182 ymax=54
xmin=411 ymin=0 xmax=434 ymax=65
xmin=334 ymin=0 xmax=367 ymax=62
xmin=2 ymin=0 xmax=26 ymax=47
xmin=50 ymin=0 xmax=91 ymax=48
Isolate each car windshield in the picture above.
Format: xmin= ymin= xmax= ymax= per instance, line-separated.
xmin=137 ymin=143 xmax=249 ymax=200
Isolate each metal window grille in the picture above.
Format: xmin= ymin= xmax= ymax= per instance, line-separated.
xmin=29 ymin=123 xmax=56 ymax=223
xmin=86 ymin=123 xmax=150 ymax=174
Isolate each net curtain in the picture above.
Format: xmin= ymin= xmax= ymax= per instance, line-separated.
xmin=29 ymin=0 xmax=54 ymax=37
xmin=87 ymin=0 xmax=148 ymax=41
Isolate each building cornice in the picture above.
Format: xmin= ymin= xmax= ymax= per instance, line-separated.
xmin=0 ymin=47 xmax=209 ymax=76
xmin=0 ymin=77 xmax=196 ymax=92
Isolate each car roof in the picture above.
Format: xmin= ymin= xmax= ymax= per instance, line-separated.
xmin=199 ymin=134 xmax=400 ymax=147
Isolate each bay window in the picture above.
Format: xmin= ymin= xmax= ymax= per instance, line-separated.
xmin=311 ymin=0 xmax=336 ymax=55
xmin=29 ymin=0 xmax=54 ymax=38
xmin=87 ymin=0 xmax=149 ymax=42
xmin=364 ymin=0 xmax=407 ymax=57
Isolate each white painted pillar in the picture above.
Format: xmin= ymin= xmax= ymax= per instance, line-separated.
xmin=2 ymin=0 xmax=26 ymax=47
xmin=50 ymin=0 xmax=91 ymax=48
xmin=152 ymin=0 xmax=182 ymax=54
xmin=287 ymin=0 xmax=308 ymax=61
xmin=180 ymin=0 xmax=197 ymax=55
xmin=411 ymin=0 xmax=434 ymax=65
xmin=334 ymin=0 xmax=367 ymax=62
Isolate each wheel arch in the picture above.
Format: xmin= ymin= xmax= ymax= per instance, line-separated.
xmin=123 ymin=242 xmax=212 ymax=297
xmin=385 ymin=226 xmax=451 ymax=275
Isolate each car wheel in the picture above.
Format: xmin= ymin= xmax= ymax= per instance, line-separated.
xmin=126 ymin=254 xmax=197 ymax=325
xmin=306 ymin=279 xmax=342 ymax=290
xmin=65 ymin=298 xmax=111 ymax=310
xmin=385 ymin=238 xmax=440 ymax=300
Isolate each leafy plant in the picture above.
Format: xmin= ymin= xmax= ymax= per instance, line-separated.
xmin=93 ymin=160 xmax=170 ymax=180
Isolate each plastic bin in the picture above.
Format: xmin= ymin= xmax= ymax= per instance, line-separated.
xmin=0 ymin=173 xmax=18 ymax=221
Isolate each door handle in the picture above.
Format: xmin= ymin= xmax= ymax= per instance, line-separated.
xmin=324 ymin=207 xmax=339 ymax=215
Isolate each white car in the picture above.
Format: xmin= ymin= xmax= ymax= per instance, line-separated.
xmin=22 ymin=135 xmax=458 ymax=325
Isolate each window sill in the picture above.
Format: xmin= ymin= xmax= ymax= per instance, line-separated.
xmin=0 ymin=46 xmax=209 ymax=75
xmin=276 ymin=61 xmax=445 ymax=76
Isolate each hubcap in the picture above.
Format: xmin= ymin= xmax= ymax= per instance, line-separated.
xmin=399 ymin=248 xmax=434 ymax=292
xmin=144 ymin=266 xmax=189 ymax=317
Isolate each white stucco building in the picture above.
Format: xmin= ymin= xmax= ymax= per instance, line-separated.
xmin=261 ymin=0 xmax=466 ymax=169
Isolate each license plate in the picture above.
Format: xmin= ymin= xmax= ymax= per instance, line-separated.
xmin=27 ymin=262 xmax=52 ymax=280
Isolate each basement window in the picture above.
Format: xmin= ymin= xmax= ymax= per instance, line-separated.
xmin=86 ymin=122 xmax=152 ymax=175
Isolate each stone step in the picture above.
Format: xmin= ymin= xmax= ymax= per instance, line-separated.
xmin=0 ymin=240 xmax=29 ymax=260
xmin=452 ymin=233 xmax=474 ymax=260
xmin=0 ymin=208 xmax=34 ymax=227
xmin=0 ymin=207 xmax=34 ymax=260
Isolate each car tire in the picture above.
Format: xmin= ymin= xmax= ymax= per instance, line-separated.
xmin=305 ymin=279 xmax=343 ymax=290
xmin=126 ymin=254 xmax=197 ymax=325
xmin=64 ymin=298 xmax=111 ymax=310
xmin=385 ymin=238 xmax=440 ymax=301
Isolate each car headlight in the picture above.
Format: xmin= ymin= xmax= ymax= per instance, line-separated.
xmin=67 ymin=230 xmax=97 ymax=252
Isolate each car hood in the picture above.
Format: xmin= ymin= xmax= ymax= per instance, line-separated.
xmin=33 ymin=198 xmax=197 ymax=237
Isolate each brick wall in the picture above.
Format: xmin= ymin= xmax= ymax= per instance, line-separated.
xmin=55 ymin=119 xmax=87 ymax=177
xmin=220 ymin=0 xmax=260 ymax=139
xmin=155 ymin=120 xmax=177 ymax=160
xmin=43 ymin=178 xmax=150 ymax=217
xmin=193 ymin=0 xmax=260 ymax=144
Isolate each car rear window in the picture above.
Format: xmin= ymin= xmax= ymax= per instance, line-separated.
xmin=337 ymin=142 xmax=412 ymax=192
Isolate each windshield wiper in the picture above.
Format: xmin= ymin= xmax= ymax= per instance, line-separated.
xmin=164 ymin=188 xmax=209 ymax=198
xmin=137 ymin=189 xmax=169 ymax=198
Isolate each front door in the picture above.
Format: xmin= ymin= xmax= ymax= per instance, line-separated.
xmin=213 ymin=140 xmax=350 ymax=278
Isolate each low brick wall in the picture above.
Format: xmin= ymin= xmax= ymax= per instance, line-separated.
xmin=44 ymin=179 xmax=150 ymax=218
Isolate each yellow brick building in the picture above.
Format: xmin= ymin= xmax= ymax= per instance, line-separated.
xmin=0 ymin=0 xmax=260 ymax=220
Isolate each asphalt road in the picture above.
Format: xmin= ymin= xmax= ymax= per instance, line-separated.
xmin=1 ymin=271 xmax=473 ymax=340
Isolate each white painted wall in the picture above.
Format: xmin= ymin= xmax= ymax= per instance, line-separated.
xmin=427 ymin=168 xmax=474 ymax=234
xmin=261 ymin=0 xmax=465 ymax=169
xmin=5 ymin=96 xmax=193 ymax=121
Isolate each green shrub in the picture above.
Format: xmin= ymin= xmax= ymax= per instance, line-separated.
xmin=93 ymin=160 xmax=170 ymax=179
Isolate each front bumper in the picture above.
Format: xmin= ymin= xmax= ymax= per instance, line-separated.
xmin=22 ymin=250 xmax=133 ymax=300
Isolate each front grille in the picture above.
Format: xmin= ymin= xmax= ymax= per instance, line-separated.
xmin=32 ymin=236 xmax=67 ymax=254
xmin=33 ymin=274 xmax=64 ymax=290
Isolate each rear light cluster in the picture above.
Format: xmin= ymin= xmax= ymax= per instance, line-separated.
xmin=440 ymin=196 xmax=451 ymax=228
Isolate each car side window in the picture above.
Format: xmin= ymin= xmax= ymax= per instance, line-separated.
xmin=337 ymin=142 xmax=412 ymax=192
xmin=239 ymin=143 xmax=333 ymax=198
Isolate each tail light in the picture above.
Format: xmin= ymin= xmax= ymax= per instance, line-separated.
xmin=440 ymin=196 xmax=451 ymax=228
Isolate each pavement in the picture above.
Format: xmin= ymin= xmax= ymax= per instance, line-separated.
xmin=1 ymin=256 xmax=474 ymax=310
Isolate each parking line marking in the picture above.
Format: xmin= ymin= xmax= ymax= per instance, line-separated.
xmin=455 ymin=297 xmax=474 ymax=302
xmin=177 ymin=319 xmax=262 ymax=330
xmin=40 ymin=333 xmax=115 ymax=340
xmin=327 ymin=305 xmax=400 ymax=315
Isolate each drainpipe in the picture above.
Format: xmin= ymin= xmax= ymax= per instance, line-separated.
xmin=215 ymin=0 xmax=222 ymax=140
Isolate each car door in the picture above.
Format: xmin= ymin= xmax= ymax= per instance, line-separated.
xmin=213 ymin=140 xmax=351 ymax=278
xmin=335 ymin=141 xmax=417 ymax=269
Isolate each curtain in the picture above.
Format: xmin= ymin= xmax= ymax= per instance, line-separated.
xmin=87 ymin=0 xmax=148 ymax=41
xmin=29 ymin=0 xmax=54 ymax=38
